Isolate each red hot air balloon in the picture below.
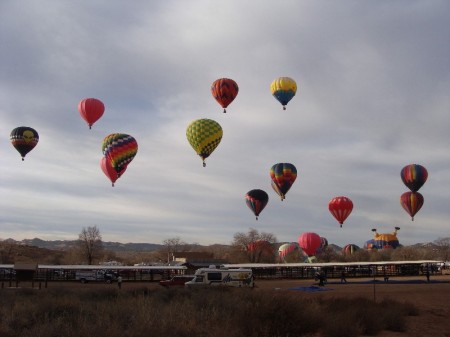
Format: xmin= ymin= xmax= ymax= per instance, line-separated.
xmin=298 ymin=232 xmax=321 ymax=257
xmin=100 ymin=157 xmax=127 ymax=187
xmin=329 ymin=196 xmax=353 ymax=227
xmin=400 ymin=191 xmax=424 ymax=221
xmin=245 ymin=189 xmax=269 ymax=220
xmin=211 ymin=78 xmax=239 ymax=113
xmin=401 ymin=164 xmax=428 ymax=192
xmin=78 ymin=98 xmax=105 ymax=129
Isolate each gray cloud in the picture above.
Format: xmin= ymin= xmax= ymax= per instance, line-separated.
xmin=1 ymin=0 xmax=449 ymax=248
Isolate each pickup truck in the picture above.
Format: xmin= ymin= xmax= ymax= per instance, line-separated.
xmin=159 ymin=275 xmax=195 ymax=287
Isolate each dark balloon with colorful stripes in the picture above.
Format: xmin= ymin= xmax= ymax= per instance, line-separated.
xmin=270 ymin=163 xmax=297 ymax=201
xmin=10 ymin=126 xmax=39 ymax=161
xmin=245 ymin=189 xmax=269 ymax=220
xmin=400 ymin=164 xmax=428 ymax=192
xmin=400 ymin=191 xmax=424 ymax=221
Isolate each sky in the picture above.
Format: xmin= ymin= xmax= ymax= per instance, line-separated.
xmin=1 ymin=0 xmax=449 ymax=248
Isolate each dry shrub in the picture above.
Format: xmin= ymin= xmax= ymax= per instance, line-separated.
xmin=0 ymin=286 xmax=416 ymax=337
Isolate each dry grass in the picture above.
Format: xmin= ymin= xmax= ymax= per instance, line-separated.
xmin=0 ymin=284 xmax=419 ymax=337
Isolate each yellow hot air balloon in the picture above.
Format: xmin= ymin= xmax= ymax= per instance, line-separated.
xmin=186 ymin=118 xmax=223 ymax=167
xmin=270 ymin=77 xmax=297 ymax=110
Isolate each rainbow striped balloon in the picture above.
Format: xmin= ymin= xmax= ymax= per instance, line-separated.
xmin=102 ymin=133 xmax=138 ymax=175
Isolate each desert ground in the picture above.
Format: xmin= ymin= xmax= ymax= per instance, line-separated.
xmin=253 ymin=275 xmax=450 ymax=337
xmin=5 ymin=274 xmax=450 ymax=337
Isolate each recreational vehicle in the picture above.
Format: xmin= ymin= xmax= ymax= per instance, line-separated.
xmin=185 ymin=266 xmax=254 ymax=287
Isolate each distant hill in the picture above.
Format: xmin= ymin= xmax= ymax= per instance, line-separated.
xmin=1 ymin=238 xmax=163 ymax=252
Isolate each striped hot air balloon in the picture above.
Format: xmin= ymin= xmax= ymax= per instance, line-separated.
xmin=102 ymin=133 xmax=138 ymax=176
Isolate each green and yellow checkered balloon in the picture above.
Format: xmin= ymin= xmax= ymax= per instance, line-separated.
xmin=186 ymin=118 xmax=223 ymax=167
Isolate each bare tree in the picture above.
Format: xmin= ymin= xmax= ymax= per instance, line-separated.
xmin=162 ymin=237 xmax=187 ymax=263
xmin=232 ymin=228 xmax=277 ymax=263
xmin=434 ymin=237 xmax=450 ymax=262
xmin=78 ymin=226 xmax=103 ymax=265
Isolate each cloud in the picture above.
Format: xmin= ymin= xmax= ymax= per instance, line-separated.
xmin=1 ymin=0 xmax=449 ymax=248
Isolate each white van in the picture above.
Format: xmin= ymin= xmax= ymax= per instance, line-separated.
xmin=185 ymin=266 xmax=254 ymax=288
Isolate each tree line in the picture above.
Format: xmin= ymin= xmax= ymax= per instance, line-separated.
xmin=1 ymin=226 xmax=449 ymax=265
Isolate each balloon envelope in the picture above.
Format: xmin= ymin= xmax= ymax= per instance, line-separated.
xmin=245 ymin=189 xmax=269 ymax=220
xmin=401 ymin=164 xmax=428 ymax=192
xmin=343 ymin=244 xmax=360 ymax=255
xmin=100 ymin=157 xmax=127 ymax=186
xmin=270 ymin=163 xmax=297 ymax=200
xmin=298 ymin=232 xmax=321 ymax=256
xmin=400 ymin=191 xmax=424 ymax=221
xmin=10 ymin=126 xmax=39 ymax=160
xmin=186 ymin=118 xmax=223 ymax=167
xmin=329 ymin=196 xmax=353 ymax=227
xmin=278 ymin=242 xmax=299 ymax=261
xmin=316 ymin=237 xmax=328 ymax=255
xmin=78 ymin=98 xmax=105 ymax=129
xmin=211 ymin=78 xmax=239 ymax=113
xmin=366 ymin=230 xmax=401 ymax=249
xmin=102 ymin=133 xmax=138 ymax=175
xmin=270 ymin=77 xmax=297 ymax=109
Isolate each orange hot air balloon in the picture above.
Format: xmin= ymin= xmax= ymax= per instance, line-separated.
xmin=400 ymin=191 xmax=424 ymax=221
xmin=211 ymin=78 xmax=239 ymax=113
xmin=78 ymin=98 xmax=105 ymax=129
xmin=328 ymin=196 xmax=353 ymax=227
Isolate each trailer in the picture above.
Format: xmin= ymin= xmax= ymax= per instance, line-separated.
xmin=185 ymin=266 xmax=254 ymax=287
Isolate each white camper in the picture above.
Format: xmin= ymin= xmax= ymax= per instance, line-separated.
xmin=185 ymin=266 xmax=254 ymax=287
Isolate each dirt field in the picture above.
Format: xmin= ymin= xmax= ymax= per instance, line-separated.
xmin=5 ymin=274 xmax=450 ymax=336
xmin=253 ymin=275 xmax=450 ymax=337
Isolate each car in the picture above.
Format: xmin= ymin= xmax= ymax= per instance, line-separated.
xmin=159 ymin=275 xmax=195 ymax=287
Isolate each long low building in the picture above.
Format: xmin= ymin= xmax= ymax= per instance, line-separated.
xmin=224 ymin=260 xmax=444 ymax=279
xmin=0 ymin=260 xmax=444 ymax=283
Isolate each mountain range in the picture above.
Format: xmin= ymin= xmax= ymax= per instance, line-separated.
xmin=1 ymin=238 xmax=164 ymax=252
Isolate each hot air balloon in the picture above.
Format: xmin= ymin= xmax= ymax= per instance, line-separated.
xmin=100 ymin=156 xmax=127 ymax=187
xmin=270 ymin=163 xmax=297 ymax=201
xmin=78 ymin=98 xmax=105 ymax=129
xmin=401 ymin=164 xmax=428 ymax=192
xmin=316 ymin=237 xmax=328 ymax=255
xmin=328 ymin=196 xmax=353 ymax=227
xmin=270 ymin=77 xmax=297 ymax=110
xmin=245 ymin=189 xmax=269 ymax=220
xmin=278 ymin=242 xmax=299 ymax=262
xmin=211 ymin=78 xmax=239 ymax=113
xmin=186 ymin=118 xmax=223 ymax=167
xmin=400 ymin=192 xmax=424 ymax=221
xmin=102 ymin=133 xmax=138 ymax=176
xmin=343 ymin=244 xmax=360 ymax=255
xmin=298 ymin=232 xmax=321 ymax=257
xmin=367 ymin=227 xmax=401 ymax=249
xmin=10 ymin=126 xmax=39 ymax=160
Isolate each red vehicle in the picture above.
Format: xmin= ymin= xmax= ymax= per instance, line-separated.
xmin=159 ymin=275 xmax=195 ymax=287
